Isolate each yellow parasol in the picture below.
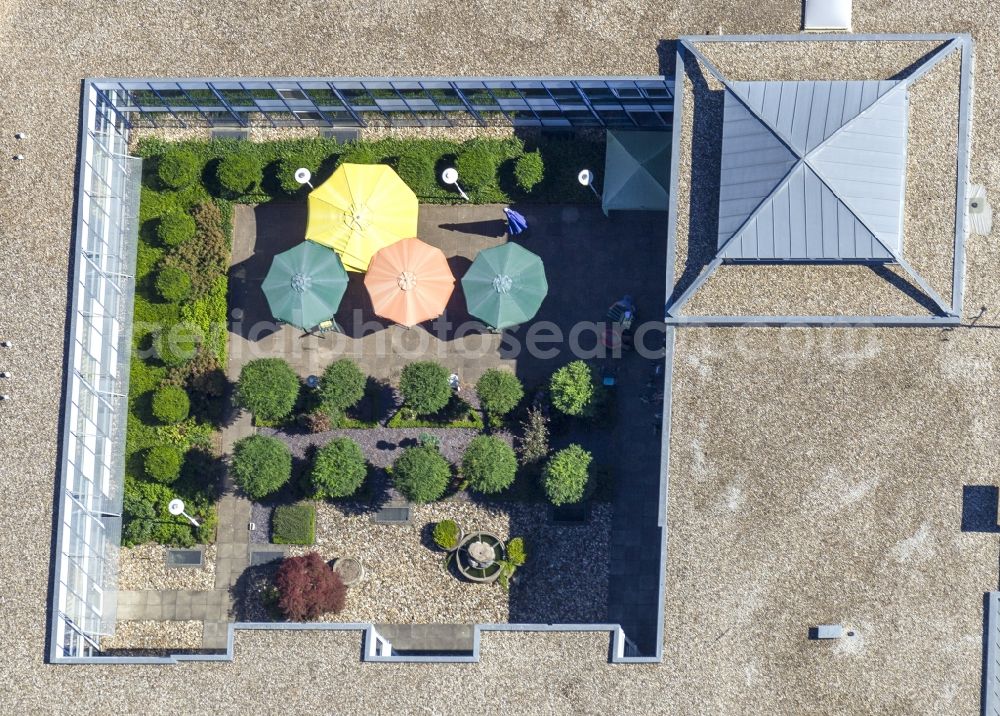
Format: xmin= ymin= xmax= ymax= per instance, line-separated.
xmin=305 ymin=163 xmax=418 ymax=272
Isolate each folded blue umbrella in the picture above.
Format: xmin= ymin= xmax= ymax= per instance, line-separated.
xmin=504 ymin=208 xmax=528 ymax=236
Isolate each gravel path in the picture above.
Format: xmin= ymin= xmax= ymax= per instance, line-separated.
xmin=117 ymin=544 xmax=217 ymax=591
xmin=261 ymin=425 xmax=510 ymax=469
xmin=240 ymin=500 xmax=611 ymax=625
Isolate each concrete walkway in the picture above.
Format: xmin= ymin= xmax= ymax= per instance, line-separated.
xmin=114 ymin=406 xmax=254 ymax=649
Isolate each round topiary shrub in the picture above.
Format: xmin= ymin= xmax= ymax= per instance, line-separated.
xmin=318 ymin=359 xmax=366 ymax=418
xmin=338 ymin=144 xmax=378 ymax=165
xmin=155 ymin=266 xmax=192 ymax=302
xmin=157 ymin=211 xmax=197 ymax=247
xmin=399 ymin=361 xmax=451 ymax=416
xmin=217 ymin=153 xmax=262 ymax=194
xmin=455 ymin=142 xmax=499 ymax=190
xmin=461 ymin=435 xmax=517 ymax=495
xmin=152 ymin=385 xmax=190 ymax=424
xmin=396 ymin=150 xmax=436 ymax=191
xmin=231 ymin=434 xmax=292 ymax=500
xmin=158 ymin=149 xmax=201 ymax=189
xmin=475 ymin=369 xmax=524 ymax=421
xmin=310 ymin=437 xmax=367 ymax=499
xmin=236 ymin=358 xmax=300 ymax=423
xmin=514 ymin=150 xmax=544 ymax=192
xmin=549 ymin=360 xmax=594 ymax=416
xmin=432 ymin=519 xmax=460 ymax=550
xmin=392 ymin=445 xmax=451 ymax=503
xmin=542 ymin=444 xmax=592 ymax=506
xmin=145 ymin=444 xmax=184 ymax=484
xmin=154 ymin=327 xmax=198 ymax=367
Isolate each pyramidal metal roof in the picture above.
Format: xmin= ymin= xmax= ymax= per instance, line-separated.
xmin=717 ymin=79 xmax=909 ymax=261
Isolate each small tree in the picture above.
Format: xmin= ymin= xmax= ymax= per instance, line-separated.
xmin=455 ymin=141 xmax=499 ymax=189
xmin=275 ymin=552 xmax=347 ymax=620
xmin=151 ymin=385 xmax=190 ymax=424
xmin=236 ymin=358 xmax=300 ymax=423
xmin=399 ymin=361 xmax=451 ymax=416
xmin=318 ymin=359 xmax=366 ymax=419
xmin=514 ymin=151 xmax=544 ymax=192
xmin=432 ymin=519 xmax=460 ymax=550
xmin=461 ymin=435 xmax=517 ymax=495
xmin=231 ymin=435 xmax=292 ymax=500
xmin=475 ymin=369 xmax=524 ymax=422
xmin=217 ymin=153 xmax=262 ymax=194
xmin=145 ymin=444 xmax=184 ymax=484
xmin=392 ymin=446 xmax=451 ymax=503
xmin=155 ymin=266 xmax=192 ymax=302
xmin=517 ymin=407 xmax=550 ymax=465
xmin=310 ymin=437 xmax=367 ymax=499
xmin=549 ymin=361 xmax=594 ymax=416
xmin=158 ymin=149 xmax=201 ymax=189
xmin=542 ymin=444 xmax=592 ymax=506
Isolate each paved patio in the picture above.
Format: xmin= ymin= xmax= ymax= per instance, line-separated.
xmin=228 ymin=202 xmax=668 ymax=388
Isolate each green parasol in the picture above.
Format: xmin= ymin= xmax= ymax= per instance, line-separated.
xmin=461 ymin=242 xmax=547 ymax=329
xmin=261 ymin=241 xmax=349 ymax=330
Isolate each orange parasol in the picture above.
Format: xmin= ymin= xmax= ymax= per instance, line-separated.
xmin=364 ymin=238 xmax=455 ymax=327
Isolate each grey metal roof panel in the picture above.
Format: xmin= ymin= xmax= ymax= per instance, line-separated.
xmin=717 ymin=90 xmax=798 ymax=248
xmin=809 ymin=86 xmax=908 ymax=252
xmin=719 ymin=163 xmax=894 ymax=261
xmin=729 ymin=79 xmax=899 ymax=154
xmin=717 ymin=79 xmax=907 ymax=261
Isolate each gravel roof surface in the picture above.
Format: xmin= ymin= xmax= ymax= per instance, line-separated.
xmin=118 ymin=544 xmax=217 ymax=591
xmin=4 ymin=1 xmax=1000 ymax=714
xmin=240 ymin=500 xmax=611 ymax=625
xmin=98 ymin=620 xmax=204 ymax=653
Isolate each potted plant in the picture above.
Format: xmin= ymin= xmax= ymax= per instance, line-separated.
xmin=432 ymin=519 xmax=463 ymax=552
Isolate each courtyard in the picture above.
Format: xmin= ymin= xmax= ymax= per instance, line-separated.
xmin=112 ymin=155 xmax=669 ymax=650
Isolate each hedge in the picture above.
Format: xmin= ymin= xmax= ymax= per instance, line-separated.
xmin=396 ymin=149 xmax=438 ymax=193
xmin=272 ymin=502 xmax=316 ymax=545
xmin=231 ymin=434 xmax=292 ymax=500
xmin=310 ymin=437 xmax=367 ymax=499
xmin=461 ymin=435 xmax=517 ymax=494
xmin=455 ymin=140 xmax=500 ymax=190
xmin=236 ymin=358 xmax=300 ymax=423
xmin=542 ymin=444 xmax=593 ymax=506
xmin=399 ymin=361 xmax=451 ymax=416
xmin=550 ymin=360 xmax=595 ymax=416
xmin=152 ymin=385 xmax=190 ymax=424
xmin=318 ymin=359 xmax=366 ymax=418
xmin=514 ymin=150 xmax=544 ymax=192
xmin=475 ymin=369 xmax=524 ymax=420
xmin=145 ymin=444 xmax=184 ymax=483
xmin=217 ymin=153 xmax=262 ymax=194
xmin=158 ymin=148 xmax=201 ymax=189
xmin=391 ymin=446 xmax=451 ymax=503
xmin=122 ymin=475 xmax=217 ymax=547
xmin=157 ymin=211 xmax=197 ymax=247
xmin=155 ymin=266 xmax=192 ymax=302
xmin=134 ymin=134 xmax=602 ymax=205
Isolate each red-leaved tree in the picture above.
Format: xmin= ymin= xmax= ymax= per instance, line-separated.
xmin=275 ymin=552 xmax=347 ymax=621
